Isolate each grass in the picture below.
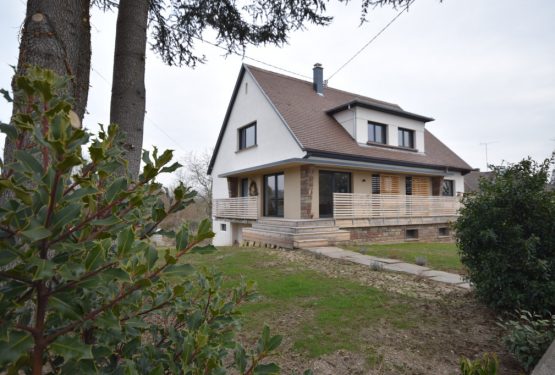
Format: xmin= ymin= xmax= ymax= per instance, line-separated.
xmin=345 ymin=242 xmax=465 ymax=274
xmin=187 ymin=247 xmax=419 ymax=359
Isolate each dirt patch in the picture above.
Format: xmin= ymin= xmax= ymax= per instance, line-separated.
xmin=250 ymin=247 xmax=523 ymax=374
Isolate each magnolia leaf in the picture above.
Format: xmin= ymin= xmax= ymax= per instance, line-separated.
xmin=51 ymin=336 xmax=93 ymax=361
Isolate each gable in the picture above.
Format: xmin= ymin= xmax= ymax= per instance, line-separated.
xmin=208 ymin=66 xmax=304 ymax=176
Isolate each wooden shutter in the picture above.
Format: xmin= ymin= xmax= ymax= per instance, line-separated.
xmin=381 ymin=175 xmax=401 ymax=194
xmin=413 ymin=177 xmax=431 ymax=196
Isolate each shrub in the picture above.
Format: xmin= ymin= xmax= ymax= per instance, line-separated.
xmin=498 ymin=310 xmax=555 ymax=371
xmin=454 ymin=158 xmax=555 ymax=312
xmin=0 ymin=68 xmax=283 ymax=374
xmin=459 ymin=353 xmax=498 ymax=375
xmin=369 ymin=260 xmax=384 ymax=271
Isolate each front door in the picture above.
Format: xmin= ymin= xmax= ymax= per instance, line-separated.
xmin=319 ymin=171 xmax=351 ymax=217
xmin=264 ymin=173 xmax=284 ymax=217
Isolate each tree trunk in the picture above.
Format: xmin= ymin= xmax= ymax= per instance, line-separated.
xmin=110 ymin=0 xmax=150 ymax=179
xmin=2 ymin=0 xmax=91 ymax=168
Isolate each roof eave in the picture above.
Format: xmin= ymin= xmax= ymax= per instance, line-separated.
xmin=326 ymin=100 xmax=435 ymax=123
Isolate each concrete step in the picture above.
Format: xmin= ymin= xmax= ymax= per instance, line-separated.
xmin=256 ymin=218 xmax=335 ymax=227
xmin=294 ymin=238 xmax=330 ymax=248
xmin=251 ymin=223 xmax=342 ymax=234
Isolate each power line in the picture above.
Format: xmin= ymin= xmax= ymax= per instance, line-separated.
xmin=198 ymin=38 xmax=312 ymax=80
xmin=328 ymin=0 xmax=415 ymax=81
xmin=89 ymin=66 xmax=188 ymax=154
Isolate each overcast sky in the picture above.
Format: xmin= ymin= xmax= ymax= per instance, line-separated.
xmin=1 ymin=0 xmax=554 ymax=185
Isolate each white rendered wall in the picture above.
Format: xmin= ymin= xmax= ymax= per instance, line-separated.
xmin=213 ymin=219 xmax=232 ymax=246
xmin=332 ymin=109 xmax=356 ymax=138
xmin=354 ymin=107 xmax=426 ymax=153
xmin=211 ymin=69 xmax=305 ymax=245
xmin=445 ymin=171 xmax=465 ymax=195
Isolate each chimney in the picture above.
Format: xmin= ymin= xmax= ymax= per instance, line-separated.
xmin=312 ymin=63 xmax=324 ymax=95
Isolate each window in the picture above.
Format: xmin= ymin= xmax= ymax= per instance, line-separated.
xmin=372 ymin=174 xmax=380 ymax=194
xmin=368 ymin=122 xmax=387 ymax=144
xmin=240 ymin=178 xmax=249 ymax=197
xmin=405 ymin=176 xmax=413 ymax=195
xmin=442 ymin=180 xmax=454 ymax=196
xmin=398 ymin=128 xmax=415 ymax=148
xmin=220 ymin=223 xmax=227 ymax=231
xmin=264 ymin=173 xmax=284 ymax=217
xmin=438 ymin=227 xmax=450 ymax=237
xmin=238 ymin=122 xmax=256 ymax=150
xmin=406 ymin=229 xmax=419 ymax=240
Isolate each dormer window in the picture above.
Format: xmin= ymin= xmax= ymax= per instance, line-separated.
xmin=398 ymin=128 xmax=415 ymax=149
xmin=368 ymin=121 xmax=387 ymax=144
xmin=238 ymin=122 xmax=256 ymax=150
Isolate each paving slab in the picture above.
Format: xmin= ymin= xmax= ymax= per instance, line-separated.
xmin=305 ymin=246 xmax=471 ymax=289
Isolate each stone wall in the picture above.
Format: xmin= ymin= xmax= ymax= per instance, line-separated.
xmin=300 ymin=165 xmax=315 ymax=219
xmin=347 ymin=223 xmax=454 ymax=244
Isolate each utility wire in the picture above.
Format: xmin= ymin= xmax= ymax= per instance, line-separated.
xmin=198 ymin=38 xmax=312 ymax=80
xmin=328 ymin=0 xmax=415 ymax=81
xmin=89 ymin=66 xmax=188 ymax=154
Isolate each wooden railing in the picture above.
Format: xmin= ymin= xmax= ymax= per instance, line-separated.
xmin=213 ymin=196 xmax=258 ymax=220
xmin=333 ymin=193 xmax=461 ymax=219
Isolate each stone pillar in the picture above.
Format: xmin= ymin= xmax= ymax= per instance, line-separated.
xmin=300 ymin=165 xmax=315 ymax=219
xmin=432 ymin=176 xmax=444 ymax=196
xmin=227 ymin=177 xmax=238 ymax=198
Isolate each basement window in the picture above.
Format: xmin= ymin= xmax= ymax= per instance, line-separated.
xmin=405 ymin=229 xmax=419 ymax=240
xmin=220 ymin=223 xmax=227 ymax=232
xmin=438 ymin=227 xmax=450 ymax=237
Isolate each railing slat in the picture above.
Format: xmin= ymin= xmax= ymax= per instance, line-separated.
xmin=214 ymin=196 xmax=259 ymax=220
xmin=333 ymin=193 xmax=460 ymax=219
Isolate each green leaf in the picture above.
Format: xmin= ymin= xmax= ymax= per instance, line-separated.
xmin=160 ymin=161 xmax=181 ymax=174
xmin=234 ymin=345 xmax=247 ymax=373
xmin=102 ymin=268 xmax=130 ymax=282
xmin=56 ymin=155 xmax=82 ymax=173
xmin=117 ymin=228 xmax=134 ymax=258
xmin=195 ymin=218 xmax=214 ymax=242
xmin=49 ymin=295 xmax=81 ymax=320
xmin=65 ymin=186 xmax=99 ymax=202
xmin=21 ymin=225 xmax=51 ymax=242
xmin=0 ymin=88 xmax=13 ymax=103
xmin=91 ymin=216 xmax=120 ymax=226
xmin=0 ymin=249 xmax=18 ymax=267
xmin=0 ymin=331 xmax=33 ymax=364
xmin=163 ymin=264 xmax=194 ymax=280
xmin=175 ymin=226 xmax=188 ymax=251
xmin=51 ymin=336 xmax=93 ymax=361
xmin=144 ymin=245 xmax=158 ymax=269
xmin=84 ymin=246 xmax=105 ymax=271
xmin=155 ymin=149 xmax=173 ymax=169
xmin=14 ymin=150 xmax=43 ymax=175
xmin=106 ymin=177 xmax=127 ymax=203
xmin=51 ymin=203 xmax=81 ymax=231
xmin=32 ymin=259 xmax=55 ymax=280
xmin=253 ymin=363 xmax=280 ymax=375
xmin=0 ymin=122 xmax=17 ymax=139
xmin=267 ymin=335 xmax=282 ymax=352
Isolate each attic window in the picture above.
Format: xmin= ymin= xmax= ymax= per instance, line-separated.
xmin=368 ymin=122 xmax=387 ymax=144
xmin=398 ymin=128 xmax=415 ymax=148
xmin=238 ymin=122 xmax=256 ymax=150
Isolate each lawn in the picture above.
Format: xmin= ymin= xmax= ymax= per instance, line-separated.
xmin=186 ymin=246 xmax=520 ymax=374
xmin=343 ymin=242 xmax=465 ymax=274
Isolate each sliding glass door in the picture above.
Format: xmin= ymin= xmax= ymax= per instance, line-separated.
xmin=319 ymin=171 xmax=351 ymax=217
xmin=264 ymin=173 xmax=284 ymax=217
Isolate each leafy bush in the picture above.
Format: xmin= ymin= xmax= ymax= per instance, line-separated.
xmin=498 ymin=310 xmax=555 ymax=371
xmin=454 ymin=158 xmax=555 ymax=312
xmin=459 ymin=353 xmax=498 ymax=375
xmin=414 ymin=256 xmax=427 ymax=267
xmin=0 ymin=68 xmax=283 ymax=374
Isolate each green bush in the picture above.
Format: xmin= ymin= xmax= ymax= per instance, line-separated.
xmin=454 ymin=158 xmax=555 ymax=312
xmin=459 ymin=353 xmax=498 ymax=375
xmin=0 ymin=68 xmax=283 ymax=374
xmin=498 ymin=310 xmax=555 ymax=371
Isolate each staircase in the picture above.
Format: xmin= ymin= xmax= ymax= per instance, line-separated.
xmin=242 ymin=218 xmax=350 ymax=249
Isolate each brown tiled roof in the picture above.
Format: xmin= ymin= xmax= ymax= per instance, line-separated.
xmin=247 ymin=64 xmax=472 ymax=173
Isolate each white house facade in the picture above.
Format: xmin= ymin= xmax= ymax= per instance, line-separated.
xmin=208 ymin=64 xmax=472 ymax=248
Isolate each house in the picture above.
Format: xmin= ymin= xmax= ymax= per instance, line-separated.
xmin=464 ymin=170 xmax=494 ymax=193
xmin=208 ymin=64 xmax=473 ymax=248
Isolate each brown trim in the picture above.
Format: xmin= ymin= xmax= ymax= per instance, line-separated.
xmin=365 ymin=141 xmax=417 ymax=152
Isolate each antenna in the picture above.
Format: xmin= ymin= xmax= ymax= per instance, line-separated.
xmin=479 ymin=141 xmax=498 ymax=171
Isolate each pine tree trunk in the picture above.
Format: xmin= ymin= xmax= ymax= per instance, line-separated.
xmin=2 ymin=0 xmax=91 ymax=168
xmin=110 ymin=0 xmax=150 ymax=179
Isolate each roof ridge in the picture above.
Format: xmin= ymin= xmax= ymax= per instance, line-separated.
xmin=244 ymin=63 xmax=401 ymax=109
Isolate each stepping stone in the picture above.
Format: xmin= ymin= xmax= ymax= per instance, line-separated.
xmin=382 ymin=262 xmax=430 ymax=275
